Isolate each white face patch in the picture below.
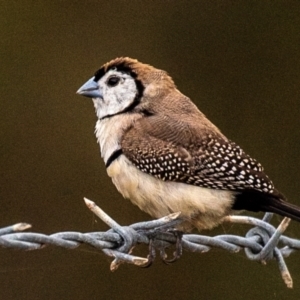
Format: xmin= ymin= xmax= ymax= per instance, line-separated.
xmin=93 ymin=69 xmax=138 ymax=120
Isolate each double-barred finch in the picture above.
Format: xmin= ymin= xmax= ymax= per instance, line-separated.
xmin=77 ymin=57 xmax=300 ymax=232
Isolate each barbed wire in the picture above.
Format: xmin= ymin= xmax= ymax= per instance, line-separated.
xmin=1 ymin=198 xmax=299 ymax=288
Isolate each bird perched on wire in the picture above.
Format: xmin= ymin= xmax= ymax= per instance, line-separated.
xmin=77 ymin=57 xmax=300 ymax=232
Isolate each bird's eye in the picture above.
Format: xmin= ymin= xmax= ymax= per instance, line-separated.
xmin=107 ymin=76 xmax=120 ymax=87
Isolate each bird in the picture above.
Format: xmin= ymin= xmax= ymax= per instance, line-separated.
xmin=77 ymin=57 xmax=300 ymax=232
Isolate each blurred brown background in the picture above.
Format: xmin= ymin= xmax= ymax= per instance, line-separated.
xmin=1 ymin=1 xmax=300 ymax=299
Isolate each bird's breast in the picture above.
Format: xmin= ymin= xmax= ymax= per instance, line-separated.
xmin=95 ymin=114 xmax=142 ymax=164
xmin=107 ymin=155 xmax=235 ymax=231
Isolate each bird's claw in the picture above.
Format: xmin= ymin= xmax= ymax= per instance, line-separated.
xmin=161 ymin=230 xmax=183 ymax=264
xmin=141 ymin=239 xmax=156 ymax=268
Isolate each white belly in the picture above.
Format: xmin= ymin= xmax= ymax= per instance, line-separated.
xmin=107 ymin=155 xmax=235 ymax=231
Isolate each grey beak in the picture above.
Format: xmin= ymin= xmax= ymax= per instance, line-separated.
xmin=76 ymin=77 xmax=103 ymax=98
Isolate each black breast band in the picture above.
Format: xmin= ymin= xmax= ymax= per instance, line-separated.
xmin=105 ymin=149 xmax=123 ymax=168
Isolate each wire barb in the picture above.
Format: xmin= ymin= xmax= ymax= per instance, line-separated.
xmin=1 ymin=199 xmax=299 ymax=288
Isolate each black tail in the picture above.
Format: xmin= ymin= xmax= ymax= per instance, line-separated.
xmin=233 ymin=189 xmax=300 ymax=222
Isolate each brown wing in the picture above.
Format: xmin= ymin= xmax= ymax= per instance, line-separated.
xmin=121 ymin=113 xmax=276 ymax=194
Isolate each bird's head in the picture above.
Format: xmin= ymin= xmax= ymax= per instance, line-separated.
xmin=77 ymin=57 xmax=176 ymax=120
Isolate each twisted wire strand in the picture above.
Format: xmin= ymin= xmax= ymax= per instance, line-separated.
xmin=1 ymin=198 xmax=299 ymax=288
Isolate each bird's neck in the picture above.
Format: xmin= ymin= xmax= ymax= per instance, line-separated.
xmin=95 ymin=114 xmax=142 ymax=164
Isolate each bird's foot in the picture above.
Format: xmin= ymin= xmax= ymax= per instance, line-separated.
xmin=141 ymin=239 xmax=156 ymax=268
xmin=161 ymin=230 xmax=183 ymax=264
